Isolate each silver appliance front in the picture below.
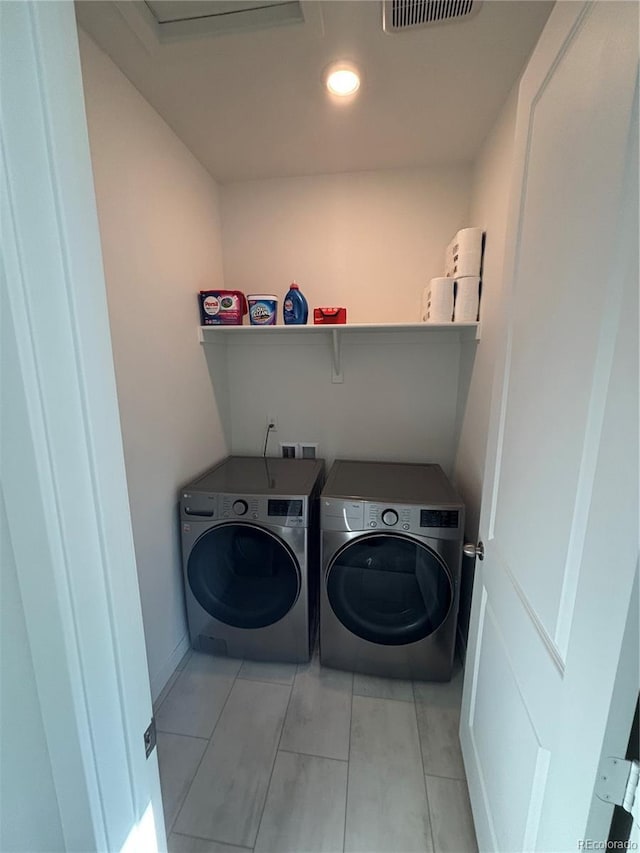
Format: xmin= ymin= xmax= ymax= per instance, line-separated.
xmin=182 ymin=519 xmax=312 ymax=663
xmin=320 ymin=528 xmax=461 ymax=681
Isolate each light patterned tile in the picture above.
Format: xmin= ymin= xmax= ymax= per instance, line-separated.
xmin=415 ymin=703 xmax=465 ymax=780
xmin=345 ymin=696 xmax=432 ymax=853
xmin=155 ymin=652 xmax=241 ymax=739
xmin=413 ymin=659 xmax=464 ymax=709
xmin=168 ymin=833 xmax=252 ymax=853
xmin=353 ymin=672 xmax=414 ymax=702
xmin=254 ymin=751 xmax=347 ymax=853
xmin=426 ymin=775 xmax=478 ymax=852
xmin=280 ymin=658 xmax=353 ymax=760
xmin=414 ymin=661 xmax=466 ymax=780
xmin=157 ymin=732 xmax=207 ymax=832
xmin=173 ymin=679 xmax=290 ymax=847
xmin=237 ymin=658 xmax=297 ymax=685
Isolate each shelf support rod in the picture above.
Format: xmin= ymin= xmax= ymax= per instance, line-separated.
xmin=331 ymin=329 xmax=343 ymax=383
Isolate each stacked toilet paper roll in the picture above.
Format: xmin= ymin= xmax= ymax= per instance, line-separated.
xmin=423 ymin=278 xmax=454 ymax=323
xmin=445 ymin=228 xmax=483 ymax=278
xmin=453 ymin=277 xmax=480 ymax=323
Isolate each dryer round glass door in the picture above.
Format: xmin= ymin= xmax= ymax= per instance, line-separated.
xmin=326 ymin=533 xmax=453 ymax=645
xmin=188 ymin=523 xmax=301 ymax=629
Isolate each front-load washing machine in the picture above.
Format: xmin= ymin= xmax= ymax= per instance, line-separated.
xmin=180 ymin=456 xmax=324 ymax=663
xmin=320 ymin=460 xmax=464 ymax=681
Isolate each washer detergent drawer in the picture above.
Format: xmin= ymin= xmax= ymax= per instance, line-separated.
xmin=326 ymin=533 xmax=453 ymax=646
xmin=321 ymin=499 xmax=364 ymax=531
xmin=181 ymin=492 xmax=217 ymax=518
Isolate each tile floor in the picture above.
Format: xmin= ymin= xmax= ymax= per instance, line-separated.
xmin=154 ymin=648 xmax=478 ymax=853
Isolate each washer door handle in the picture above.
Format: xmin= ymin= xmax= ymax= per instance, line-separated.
xmin=463 ymin=541 xmax=484 ymax=561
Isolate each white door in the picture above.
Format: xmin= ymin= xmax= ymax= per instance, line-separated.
xmin=1 ymin=2 xmax=165 ymax=850
xmin=460 ymin=2 xmax=639 ymax=851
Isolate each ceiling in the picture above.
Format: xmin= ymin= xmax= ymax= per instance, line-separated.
xmin=75 ymin=0 xmax=553 ymax=183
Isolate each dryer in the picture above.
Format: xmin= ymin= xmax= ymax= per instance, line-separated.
xmin=320 ymin=460 xmax=464 ymax=681
xmin=181 ymin=456 xmax=324 ymax=663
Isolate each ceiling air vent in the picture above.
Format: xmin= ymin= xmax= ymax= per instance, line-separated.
xmin=383 ymin=0 xmax=481 ymax=32
xmin=143 ymin=1 xmax=304 ymax=39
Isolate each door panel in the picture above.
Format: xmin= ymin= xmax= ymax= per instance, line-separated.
xmin=461 ymin=2 xmax=639 ymax=850
xmin=1 ymin=2 xmax=165 ymax=849
xmin=326 ymin=534 xmax=453 ymax=645
xmin=470 ymin=602 xmax=549 ymax=852
xmin=482 ymin=549 xmax=563 ymax=740
xmin=492 ymin=1 xmax=637 ymax=648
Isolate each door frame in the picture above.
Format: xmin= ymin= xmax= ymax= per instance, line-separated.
xmin=1 ymin=3 xmax=165 ymax=850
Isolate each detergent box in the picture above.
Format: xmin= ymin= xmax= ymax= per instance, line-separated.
xmin=313 ymin=307 xmax=347 ymax=325
xmin=198 ymin=290 xmax=247 ymax=325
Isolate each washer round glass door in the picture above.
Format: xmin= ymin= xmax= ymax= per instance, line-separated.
xmin=188 ymin=523 xmax=300 ymax=629
xmin=326 ymin=533 xmax=453 ymax=645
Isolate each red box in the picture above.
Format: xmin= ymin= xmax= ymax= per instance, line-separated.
xmin=313 ymin=307 xmax=347 ymax=325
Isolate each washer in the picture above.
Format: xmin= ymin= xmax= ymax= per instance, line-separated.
xmin=320 ymin=460 xmax=464 ymax=681
xmin=180 ymin=456 xmax=324 ymax=663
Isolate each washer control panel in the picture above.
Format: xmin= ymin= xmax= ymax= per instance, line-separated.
xmin=181 ymin=493 xmax=307 ymax=526
xmin=221 ymin=495 xmax=260 ymax=520
xmin=232 ymin=499 xmax=248 ymax=516
xmin=381 ymin=509 xmax=399 ymax=526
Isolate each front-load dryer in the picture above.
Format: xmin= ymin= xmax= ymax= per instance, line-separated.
xmin=180 ymin=456 xmax=324 ymax=663
xmin=320 ymin=460 xmax=464 ymax=681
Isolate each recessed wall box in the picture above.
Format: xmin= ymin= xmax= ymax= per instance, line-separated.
xmin=280 ymin=442 xmax=298 ymax=459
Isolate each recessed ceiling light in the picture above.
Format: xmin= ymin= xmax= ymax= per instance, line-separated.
xmin=325 ymin=62 xmax=361 ymax=98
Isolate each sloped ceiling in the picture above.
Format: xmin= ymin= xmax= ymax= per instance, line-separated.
xmin=76 ymin=0 xmax=553 ymax=182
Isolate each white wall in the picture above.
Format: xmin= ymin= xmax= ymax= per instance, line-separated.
xmin=223 ymin=329 xmax=464 ymax=472
xmin=78 ymin=32 xmax=228 ymax=699
xmin=454 ymin=86 xmax=519 ymax=537
xmin=0 ymin=492 xmax=65 ymax=853
xmin=220 ymin=167 xmax=471 ymax=324
xmin=219 ymin=167 xmax=471 ymax=468
xmin=453 ymin=86 xmax=519 ymax=648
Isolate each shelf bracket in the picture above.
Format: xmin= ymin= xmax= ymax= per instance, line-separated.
xmin=331 ymin=329 xmax=343 ymax=383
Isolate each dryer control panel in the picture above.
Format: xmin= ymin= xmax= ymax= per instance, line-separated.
xmin=321 ymin=499 xmax=463 ymax=539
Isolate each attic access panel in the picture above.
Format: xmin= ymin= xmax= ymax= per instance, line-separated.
xmin=383 ymin=0 xmax=481 ymax=32
xmin=143 ymin=0 xmax=304 ymax=38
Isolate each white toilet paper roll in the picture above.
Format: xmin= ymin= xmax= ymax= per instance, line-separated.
xmin=453 ymin=276 xmax=480 ymax=323
xmin=445 ymin=228 xmax=484 ymax=278
xmin=423 ymin=278 xmax=454 ymax=323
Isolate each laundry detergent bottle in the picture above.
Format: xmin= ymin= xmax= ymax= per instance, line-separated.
xmin=283 ymin=281 xmax=308 ymax=325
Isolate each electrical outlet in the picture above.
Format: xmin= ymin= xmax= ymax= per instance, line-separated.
xmin=266 ymin=414 xmax=278 ymax=432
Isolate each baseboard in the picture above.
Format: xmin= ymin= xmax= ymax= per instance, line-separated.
xmin=150 ymin=632 xmax=191 ymax=703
